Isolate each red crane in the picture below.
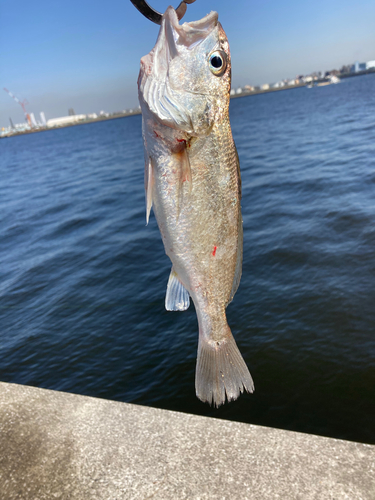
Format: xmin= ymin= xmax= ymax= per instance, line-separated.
xmin=3 ymin=88 xmax=32 ymax=126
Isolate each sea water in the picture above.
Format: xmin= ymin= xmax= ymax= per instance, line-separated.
xmin=1 ymin=73 xmax=374 ymax=443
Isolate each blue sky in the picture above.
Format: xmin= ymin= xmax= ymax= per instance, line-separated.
xmin=1 ymin=0 xmax=374 ymax=128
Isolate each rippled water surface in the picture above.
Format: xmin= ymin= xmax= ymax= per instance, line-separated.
xmin=1 ymin=74 xmax=375 ymax=443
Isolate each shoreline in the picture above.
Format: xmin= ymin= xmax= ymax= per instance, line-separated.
xmin=0 ymin=111 xmax=141 ymax=139
xmin=2 ymin=69 xmax=374 ymax=139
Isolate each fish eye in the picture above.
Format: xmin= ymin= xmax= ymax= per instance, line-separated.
xmin=208 ymin=50 xmax=227 ymax=76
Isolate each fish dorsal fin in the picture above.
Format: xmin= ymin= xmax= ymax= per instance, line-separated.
xmin=165 ymin=268 xmax=190 ymax=311
xmin=145 ymin=156 xmax=154 ymax=225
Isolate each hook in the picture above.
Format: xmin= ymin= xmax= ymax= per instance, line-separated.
xmin=130 ymin=0 xmax=196 ymax=25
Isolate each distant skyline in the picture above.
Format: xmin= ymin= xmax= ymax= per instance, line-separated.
xmin=1 ymin=0 xmax=375 ymax=128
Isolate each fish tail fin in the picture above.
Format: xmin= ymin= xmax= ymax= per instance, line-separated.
xmin=195 ymin=324 xmax=254 ymax=408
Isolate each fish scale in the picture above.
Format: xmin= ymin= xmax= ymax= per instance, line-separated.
xmin=138 ymin=6 xmax=254 ymax=406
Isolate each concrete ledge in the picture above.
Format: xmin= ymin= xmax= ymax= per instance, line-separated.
xmin=0 ymin=382 xmax=374 ymax=499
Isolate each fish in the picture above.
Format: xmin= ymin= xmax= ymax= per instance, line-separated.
xmin=138 ymin=6 xmax=254 ymax=407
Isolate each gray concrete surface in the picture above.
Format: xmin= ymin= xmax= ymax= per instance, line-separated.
xmin=0 ymin=382 xmax=374 ymax=499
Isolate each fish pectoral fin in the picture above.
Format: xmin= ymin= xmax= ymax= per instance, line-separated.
xmin=174 ymin=145 xmax=192 ymax=221
xmin=179 ymin=146 xmax=192 ymax=193
xmin=165 ymin=268 xmax=190 ymax=311
xmin=145 ymin=156 xmax=154 ymax=225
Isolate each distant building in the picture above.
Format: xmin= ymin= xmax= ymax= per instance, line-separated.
xmin=339 ymin=65 xmax=351 ymax=74
xmin=366 ymin=60 xmax=375 ymax=70
xmin=1 ymin=122 xmax=30 ymax=136
xmin=29 ymin=113 xmax=37 ymax=127
xmin=68 ymin=108 xmax=76 ymax=116
xmin=229 ymin=88 xmax=243 ymax=95
xmin=47 ymin=114 xmax=86 ymax=127
xmin=261 ymin=83 xmax=269 ymax=90
xmin=272 ymin=81 xmax=285 ymax=88
xmin=351 ymin=61 xmax=367 ymax=73
xmin=40 ymin=112 xmax=47 ymax=126
xmin=14 ymin=123 xmax=30 ymax=131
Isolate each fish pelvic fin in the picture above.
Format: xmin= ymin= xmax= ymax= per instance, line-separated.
xmin=195 ymin=324 xmax=254 ymax=408
xmin=165 ymin=267 xmax=190 ymax=311
xmin=145 ymin=156 xmax=154 ymax=225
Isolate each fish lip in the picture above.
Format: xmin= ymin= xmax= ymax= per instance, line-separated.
xmin=163 ymin=6 xmax=219 ymax=52
xmin=163 ymin=6 xmax=218 ymax=32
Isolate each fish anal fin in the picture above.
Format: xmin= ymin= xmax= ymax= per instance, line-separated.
xmin=165 ymin=268 xmax=190 ymax=311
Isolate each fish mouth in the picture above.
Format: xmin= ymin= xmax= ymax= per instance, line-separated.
xmin=163 ymin=6 xmax=218 ymax=53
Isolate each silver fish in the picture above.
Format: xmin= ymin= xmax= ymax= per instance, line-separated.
xmin=138 ymin=7 xmax=254 ymax=407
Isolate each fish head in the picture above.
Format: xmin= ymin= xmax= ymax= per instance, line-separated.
xmin=138 ymin=7 xmax=231 ymax=136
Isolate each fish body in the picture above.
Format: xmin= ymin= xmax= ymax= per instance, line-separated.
xmin=138 ymin=7 xmax=254 ymax=407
